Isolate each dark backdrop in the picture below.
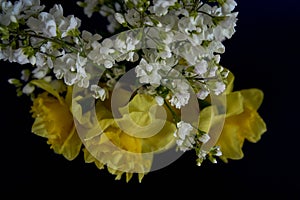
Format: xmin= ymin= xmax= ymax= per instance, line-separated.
xmin=1 ymin=0 xmax=299 ymax=198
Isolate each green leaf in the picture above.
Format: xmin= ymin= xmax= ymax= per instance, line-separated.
xmin=30 ymin=79 xmax=63 ymax=103
xmin=0 ymin=26 xmax=10 ymax=40
xmin=22 ymin=46 xmax=35 ymax=57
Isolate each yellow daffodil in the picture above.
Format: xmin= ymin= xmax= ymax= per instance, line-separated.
xmin=216 ymin=88 xmax=267 ymax=162
xmin=199 ymin=73 xmax=267 ymax=162
xmin=74 ymin=92 xmax=177 ymax=182
xmin=30 ymin=80 xmax=82 ymax=161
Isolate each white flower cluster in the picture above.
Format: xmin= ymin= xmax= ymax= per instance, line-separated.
xmin=174 ymin=121 xmax=196 ymax=152
xmin=1 ymin=0 xmax=238 ymax=164
xmin=0 ymin=0 xmax=99 ymax=95
xmin=173 ymin=120 xmax=213 ymax=165
xmin=78 ymin=0 xmax=237 ymax=108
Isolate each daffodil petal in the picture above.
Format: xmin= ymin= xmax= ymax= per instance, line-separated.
xmin=81 ymin=93 xmax=177 ymax=181
xmin=59 ymin=126 xmax=82 ymax=160
xmin=217 ymin=123 xmax=244 ymax=162
xmin=226 ymin=91 xmax=244 ymax=117
xmin=119 ymin=93 xmax=156 ymax=114
xmin=31 ymin=91 xmax=82 ymax=161
xmin=235 ymin=108 xmax=267 ymax=143
xmin=240 ymin=89 xmax=264 ymax=110
xmin=142 ymin=120 xmax=176 ymax=153
xmin=199 ymin=106 xmax=213 ymax=133
xmin=215 ymin=88 xmax=267 ymax=162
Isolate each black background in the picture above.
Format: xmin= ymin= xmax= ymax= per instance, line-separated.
xmin=1 ymin=0 xmax=300 ymax=198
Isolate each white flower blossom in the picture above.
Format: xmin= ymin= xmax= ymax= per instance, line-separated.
xmin=174 ymin=121 xmax=196 ymax=152
xmin=0 ymin=0 xmax=20 ymax=26
xmin=114 ymin=13 xmax=126 ymax=24
xmin=149 ymin=0 xmax=176 ymax=17
xmin=155 ymin=96 xmax=164 ymax=106
xmin=38 ymin=42 xmax=61 ymax=58
xmin=32 ymin=52 xmax=53 ymax=79
xmin=197 ymin=149 xmax=208 ymax=166
xmin=197 ymin=88 xmax=209 ymax=100
xmin=114 ymin=33 xmax=140 ymax=62
xmin=213 ymin=13 xmax=238 ymax=41
xmin=176 ymin=43 xmax=207 ymax=66
xmin=99 ymin=4 xmax=115 ymax=16
xmin=88 ymin=39 xmax=115 ymax=68
xmin=49 ymin=4 xmax=63 ymax=19
xmin=19 ymin=1 xmax=45 ymax=19
xmin=178 ymin=15 xmax=208 ymax=46
xmin=124 ymin=9 xmax=141 ymax=27
xmin=222 ymin=0 xmax=237 ymax=13
xmin=22 ymin=83 xmax=35 ymax=94
xmin=53 ymin=53 xmax=88 ymax=87
xmin=0 ymin=47 xmax=11 ymax=62
xmin=169 ymin=79 xmax=190 ymax=109
xmin=0 ymin=47 xmax=30 ymax=65
xmin=12 ymin=48 xmax=30 ymax=65
xmin=194 ymin=60 xmax=208 ymax=76
xmin=208 ymin=65 xmax=218 ymax=77
xmin=107 ymin=14 xmax=120 ymax=33
xmin=50 ymin=4 xmax=81 ymax=38
xmin=21 ymin=69 xmax=30 ymax=82
xmin=198 ymin=133 xmax=210 ymax=144
xmin=211 ymin=81 xmax=226 ymax=95
xmin=135 ymin=58 xmax=162 ymax=87
xmin=27 ymin=12 xmax=57 ymax=37
xmin=214 ymin=146 xmax=222 ymax=157
xmin=82 ymin=30 xmax=102 ymax=50
xmin=156 ymin=14 xmax=178 ymax=31
xmin=90 ymin=84 xmax=106 ymax=100
xmin=77 ymin=0 xmax=98 ymax=18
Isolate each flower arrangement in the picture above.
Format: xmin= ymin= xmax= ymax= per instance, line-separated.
xmin=1 ymin=0 xmax=267 ymax=182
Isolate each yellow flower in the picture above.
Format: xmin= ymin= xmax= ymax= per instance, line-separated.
xmin=30 ymin=81 xmax=82 ymax=161
xmin=199 ymin=73 xmax=267 ymax=162
xmin=216 ymin=88 xmax=267 ymax=162
xmin=73 ymin=92 xmax=177 ymax=182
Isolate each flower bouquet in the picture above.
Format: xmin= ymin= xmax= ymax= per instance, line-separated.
xmin=1 ymin=0 xmax=267 ymax=182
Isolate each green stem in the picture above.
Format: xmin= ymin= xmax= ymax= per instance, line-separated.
xmin=27 ymin=32 xmax=79 ymax=53
xmin=10 ymin=29 xmax=80 ymax=54
xmin=198 ymin=10 xmax=214 ymax=18
xmin=164 ymin=99 xmax=180 ymax=123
